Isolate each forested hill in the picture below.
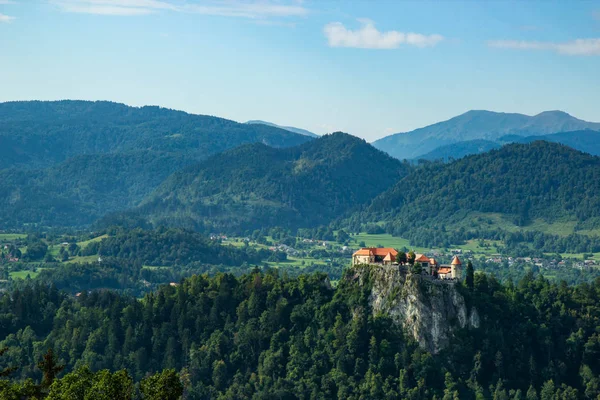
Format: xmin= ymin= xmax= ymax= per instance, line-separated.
xmin=356 ymin=141 xmax=600 ymax=242
xmin=122 ymin=132 xmax=410 ymax=233
xmin=1 ymin=269 xmax=600 ymax=399
xmin=0 ymin=151 xmax=193 ymax=228
xmin=0 ymin=100 xmax=312 ymax=169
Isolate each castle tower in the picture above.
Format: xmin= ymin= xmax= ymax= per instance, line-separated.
xmin=451 ymin=256 xmax=462 ymax=279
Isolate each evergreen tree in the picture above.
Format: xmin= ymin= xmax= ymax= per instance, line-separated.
xmin=466 ymin=260 xmax=474 ymax=290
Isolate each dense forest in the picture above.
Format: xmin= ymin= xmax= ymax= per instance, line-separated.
xmin=0 ymin=268 xmax=599 ymax=399
xmin=124 ymin=132 xmax=410 ymax=233
xmin=0 ymin=152 xmax=194 ymax=228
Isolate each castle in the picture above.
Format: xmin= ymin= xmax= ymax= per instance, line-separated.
xmin=352 ymin=247 xmax=462 ymax=279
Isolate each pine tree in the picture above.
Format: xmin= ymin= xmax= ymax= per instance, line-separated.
xmin=38 ymin=348 xmax=64 ymax=388
xmin=466 ymin=261 xmax=474 ymax=290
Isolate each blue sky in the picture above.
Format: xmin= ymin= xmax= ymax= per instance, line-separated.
xmin=1 ymin=0 xmax=599 ymax=141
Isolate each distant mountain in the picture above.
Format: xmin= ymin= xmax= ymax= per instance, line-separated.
xmin=418 ymin=130 xmax=600 ymax=162
xmin=246 ymin=120 xmax=319 ymax=137
xmin=373 ymin=110 xmax=600 ymax=160
xmin=121 ymin=132 xmax=410 ymax=233
xmin=0 ymin=100 xmax=313 ymax=169
xmin=418 ymin=139 xmax=501 ymax=162
xmin=359 ymin=141 xmax=600 ymax=247
xmin=500 ymin=130 xmax=600 ymax=156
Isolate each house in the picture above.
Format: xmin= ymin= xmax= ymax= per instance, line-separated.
xmin=352 ymin=248 xmax=399 ymax=266
xmin=416 ymin=254 xmax=462 ymax=279
xmin=440 ymin=256 xmax=463 ymax=279
xmin=415 ymin=254 xmax=432 ymax=274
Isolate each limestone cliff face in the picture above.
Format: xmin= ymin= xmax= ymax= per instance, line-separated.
xmin=349 ymin=264 xmax=479 ymax=354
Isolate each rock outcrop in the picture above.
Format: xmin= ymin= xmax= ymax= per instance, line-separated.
xmin=349 ymin=264 xmax=479 ymax=354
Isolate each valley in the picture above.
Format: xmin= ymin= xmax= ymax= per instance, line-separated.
xmin=2 ymin=101 xmax=600 ymax=399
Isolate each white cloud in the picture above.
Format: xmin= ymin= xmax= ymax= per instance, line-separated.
xmin=323 ymin=19 xmax=443 ymax=49
xmin=51 ymin=0 xmax=308 ymax=18
xmin=0 ymin=13 xmax=15 ymax=22
xmin=0 ymin=0 xmax=16 ymax=4
xmin=488 ymin=38 xmax=600 ymax=56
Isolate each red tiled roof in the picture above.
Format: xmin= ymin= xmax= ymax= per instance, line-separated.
xmin=372 ymin=248 xmax=398 ymax=257
xmin=451 ymin=256 xmax=462 ymax=265
xmin=415 ymin=253 xmax=430 ymax=262
xmin=438 ymin=267 xmax=451 ymax=274
xmin=353 ymin=248 xmax=398 ymax=260
xmin=353 ymin=249 xmax=373 ymax=256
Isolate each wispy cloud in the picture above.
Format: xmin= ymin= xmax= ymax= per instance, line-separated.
xmin=324 ymin=19 xmax=443 ymax=49
xmin=488 ymin=38 xmax=600 ymax=56
xmin=51 ymin=0 xmax=308 ymax=19
xmin=0 ymin=12 xmax=15 ymax=22
xmin=0 ymin=0 xmax=16 ymax=4
xmin=186 ymin=1 xmax=307 ymax=18
xmin=50 ymin=0 xmax=176 ymax=15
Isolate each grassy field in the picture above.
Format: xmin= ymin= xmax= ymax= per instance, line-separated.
xmin=456 ymin=239 xmax=502 ymax=255
xmin=461 ymin=212 xmax=600 ymax=237
xmin=10 ymin=269 xmax=41 ymax=279
xmin=550 ymin=252 xmax=600 ymax=260
xmin=66 ymin=255 xmax=100 ymax=264
xmin=351 ymin=233 xmax=430 ymax=253
xmin=77 ymin=234 xmax=109 ymax=248
xmin=0 ymin=233 xmax=27 ymax=241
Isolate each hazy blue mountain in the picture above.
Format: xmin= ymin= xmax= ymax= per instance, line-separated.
xmin=499 ymin=130 xmax=600 ymax=156
xmin=419 ymin=130 xmax=600 ymax=162
xmin=0 ymin=100 xmax=313 ymax=169
xmin=245 ymin=120 xmax=319 ymax=137
xmin=373 ymin=110 xmax=600 ymax=160
xmin=417 ymin=139 xmax=501 ymax=161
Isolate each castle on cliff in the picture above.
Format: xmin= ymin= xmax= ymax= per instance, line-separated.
xmin=351 ymin=247 xmax=462 ymax=279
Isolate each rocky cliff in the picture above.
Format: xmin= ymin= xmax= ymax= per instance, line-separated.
xmin=348 ymin=264 xmax=479 ymax=354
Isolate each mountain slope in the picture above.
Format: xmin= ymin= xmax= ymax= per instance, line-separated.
xmin=361 ymin=141 xmax=600 ymax=239
xmin=128 ymin=132 xmax=410 ymax=233
xmin=373 ymin=110 xmax=600 ymax=160
xmin=0 ymin=100 xmax=313 ymax=169
xmin=0 ymin=151 xmax=194 ymax=228
xmin=245 ymin=120 xmax=319 ymax=137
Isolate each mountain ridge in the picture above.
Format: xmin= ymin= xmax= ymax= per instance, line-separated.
xmin=372 ymin=109 xmax=600 ymax=160
xmin=245 ymin=119 xmax=319 ymax=137
xmin=0 ymin=100 xmax=313 ymax=169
